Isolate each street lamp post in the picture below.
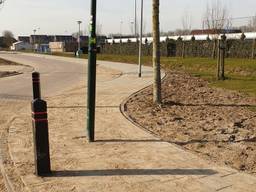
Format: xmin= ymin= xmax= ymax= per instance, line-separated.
xmin=138 ymin=0 xmax=143 ymax=77
xmin=87 ymin=0 xmax=97 ymax=142
xmin=77 ymin=20 xmax=82 ymax=57
xmin=130 ymin=21 xmax=134 ymax=35
xmin=33 ymin=29 xmax=36 ymax=52
xmin=134 ymin=0 xmax=137 ymax=41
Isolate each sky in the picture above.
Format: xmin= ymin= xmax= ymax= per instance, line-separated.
xmin=1 ymin=0 xmax=256 ymax=37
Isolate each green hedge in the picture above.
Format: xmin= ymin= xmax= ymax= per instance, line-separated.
xmin=101 ymin=39 xmax=256 ymax=59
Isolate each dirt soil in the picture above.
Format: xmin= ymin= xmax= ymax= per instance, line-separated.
xmin=0 ymin=58 xmax=23 ymax=78
xmin=125 ymin=70 xmax=256 ymax=174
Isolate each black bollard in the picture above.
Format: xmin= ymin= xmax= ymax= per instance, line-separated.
xmin=31 ymin=99 xmax=51 ymax=176
xmin=32 ymin=72 xmax=41 ymax=100
xmin=31 ymin=72 xmax=51 ymax=176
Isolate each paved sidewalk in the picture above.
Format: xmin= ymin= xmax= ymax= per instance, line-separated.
xmin=3 ymin=55 xmax=256 ymax=191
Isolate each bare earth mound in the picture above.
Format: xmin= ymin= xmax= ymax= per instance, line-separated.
xmin=0 ymin=58 xmax=25 ymax=78
xmin=125 ymin=70 xmax=256 ymax=174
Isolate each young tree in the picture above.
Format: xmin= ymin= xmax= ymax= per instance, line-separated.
xmin=248 ymin=15 xmax=256 ymax=32
xmin=181 ymin=11 xmax=192 ymax=35
xmin=202 ymin=0 xmax=231 ymax=32
xmin=152 ymin=0 xmax=161 ymax=104
xmin=202 ymin=0 xmax=230 ymax=59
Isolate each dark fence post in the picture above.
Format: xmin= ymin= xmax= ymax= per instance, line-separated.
xmin=31 ymin=72 xmax=51 ymax=176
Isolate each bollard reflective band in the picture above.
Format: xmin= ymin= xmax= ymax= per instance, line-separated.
xmin=33 ymin=78 xmax=40 ymax=83
xmin=32 ymin=112 xmax=47 ymax=115
xmin=32 ymin=118 xmax=48 ymax=122
xmin=32 ymin=111 xmax=48 ymax=122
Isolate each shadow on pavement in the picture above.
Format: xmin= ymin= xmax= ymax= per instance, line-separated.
xmin=95 ymin=139 xmax=162 ymax=143
xmin=164 ymin=101 xmax=256 ymax=108
xmin=48 ymin=105 xmax=119 ymax=109
xmin=49 ymin=169 xmax=217 ymax=177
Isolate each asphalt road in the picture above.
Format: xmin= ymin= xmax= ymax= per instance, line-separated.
xmin=0 ymin=52 xmax=87 ymax=100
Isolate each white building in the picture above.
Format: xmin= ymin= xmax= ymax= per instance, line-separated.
xmin=10 ymin=41 xmax=33 ymax=51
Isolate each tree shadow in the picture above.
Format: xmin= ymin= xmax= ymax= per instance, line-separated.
xmin=171 ymin=136 xmax=256 ymax=146
xmin=48 ymin=105 xmax=119 ymax=109
xmin=164 ymin=101 xmax=256 ymax=108
xmin=95 ymin=139 xmax=162 ymax=143
xmin=0 ymin=94 xmax=32 ymax=100
xmin=49 ymin=168 xmax=217 ymax=177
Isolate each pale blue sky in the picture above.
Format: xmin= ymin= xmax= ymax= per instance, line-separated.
xmin=0 ymin=0 xmax=256 ymax=37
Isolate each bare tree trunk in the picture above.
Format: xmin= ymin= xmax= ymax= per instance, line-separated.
xmin=182 ymin=41 xmax=185 ymax=58
xmin=212 ymin=39 xmax=217 ymax=59
xmin=218 ymin=35 xmax=226 ymax=80
xmin=152 ymin=0 xmax=161 ymax=104
xmin=220 ymin=47 xmax=225 ymax=80
xmin=216 ymin=40 xmax=220 ymax=80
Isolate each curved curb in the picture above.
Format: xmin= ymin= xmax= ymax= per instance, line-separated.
xmin=0 ymin=162 xmax=15 ymax=192
xmin=119 ymin=71 xmax=167 ymax=141
xmin=119 ymin=71 xmax=208 ymax=154
xmin=0 ymin=117 xmax=16 ymax=192
xmin=0 ymin=117 xmax=30 ymax=192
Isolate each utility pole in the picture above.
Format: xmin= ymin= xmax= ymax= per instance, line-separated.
xmin=77 ymin=20 xmax=82 ymax=57
xmin=33 ymin=29 xmax=36 ymax=52
xmin=87 ymin=0 xmax=97 ymax=142
xmin=138 ymin=0 xmax=143 ymax=77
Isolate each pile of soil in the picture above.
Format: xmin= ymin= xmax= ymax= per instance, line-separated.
xmin=0 ymin=58 xmax=22 ymax=78
xmin=0 ymin=58 xmax=21 ymax=66
xmin=125 ymin=70 xmax=256 ymax=174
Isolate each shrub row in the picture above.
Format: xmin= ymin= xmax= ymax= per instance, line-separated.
xmin=101 ymin=39 xmax=256 ymax=59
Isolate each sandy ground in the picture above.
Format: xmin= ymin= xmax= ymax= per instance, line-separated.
xmin=0 ymin=100 xmax=27 ymax=191
xmin=0 ymin=57 xmax=121 ymax=191
xmin=0 ymin=65 xmax=122 ymax=191
xmin=0 ymin=58 xmax=32 ymax=191
xmin=125 ymin=70 xmax=256 ymax=174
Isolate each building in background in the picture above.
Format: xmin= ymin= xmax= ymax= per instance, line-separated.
xmin=10 ymin=41 xmax=33 ymax=51
xmin=15 ymin=34 xmax=107 ymax=53
xmin=34 ymin=43 xmax=50 ymax=53
xmin=54 ymin=35 xmax=76 ymax=43
xmin=18 ymin=36 xmax=30 ymax=43
xmin=30 ymin=35 xmax=49 ymax=44
xmin=49 ymin=42 xmax=65 ymax=52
